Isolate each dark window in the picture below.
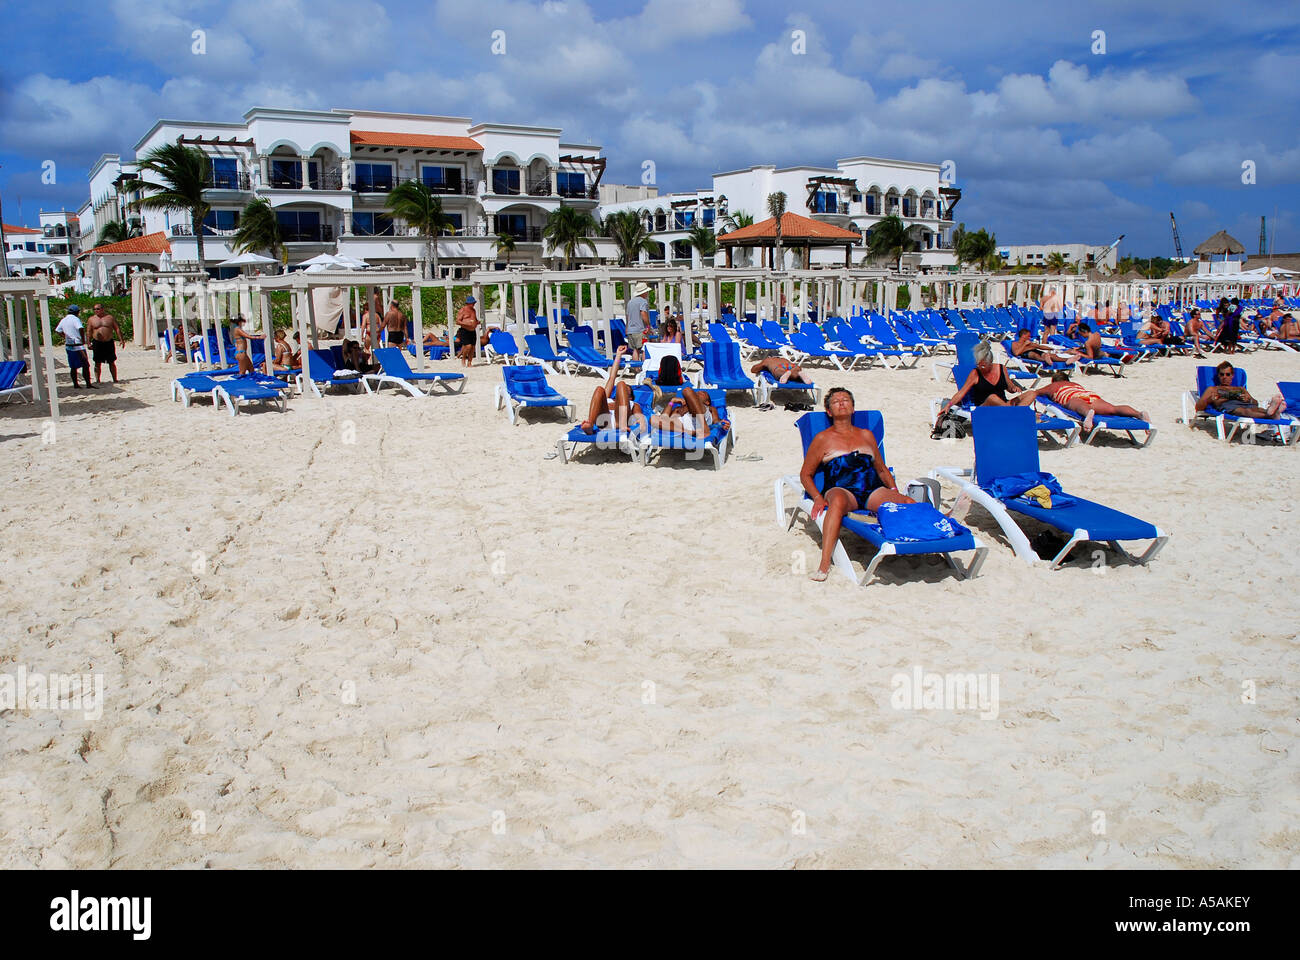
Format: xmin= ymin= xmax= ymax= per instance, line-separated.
xmin=674 ymin=210 xmax=695 ymax=229
xmin=445 ymin=213 xmax=463 ymax=231
xmin=813 ymin=191 xmax=837 ymax=213
xmin=276 ymin=209 xmax=321 ymax=242
xmin=210 ymin=157 xmax=239 ymax=189
xmin=270 ymin=159 xmax=302 ymax=189
xmin=352 ymin=212 xmax=394 ymax=236
xmin=202 ymin=209 xmax=240 ymax=234
xmin=702 ymin=208 xmax=715 ymax=226
xmin=866 ymin=195 xmax=877 ymax=215
xmin=354 ymin=163 xmax=394 ymax=193
xmin=492 ymin=169 xmax=520 ymax=195
xmin=495 ymin=213 xmax=526 ymax=238
xmin=422 ymin=166 xmax=463 ymax=194
xmin=557 ymin=171 xmax=586 ymax=196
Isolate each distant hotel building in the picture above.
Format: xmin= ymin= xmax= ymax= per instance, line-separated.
xmin=80 ymin=107 xmax=611 ymax=276
xmin=997 ymin=242 xmax=1120 ymax=272
xmin=598 ymin=157 xmax=961 ymax=271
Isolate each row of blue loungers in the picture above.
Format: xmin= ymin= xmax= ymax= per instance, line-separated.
xmin=775 ymin=405 xmax=1169 ymax=585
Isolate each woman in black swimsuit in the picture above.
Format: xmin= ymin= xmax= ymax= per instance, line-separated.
xmin=935 ymin=339 xmax=1038 ymax=427
xmin=800 ymin=387 xmax=915 ymax=581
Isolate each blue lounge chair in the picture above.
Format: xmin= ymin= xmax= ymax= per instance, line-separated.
xmin=565 ymin=328 xmax=634 ymax=376
xmin=760 ymin=321 xmax=804 ymax=359
xmin=363 ymin=347 xmax=466 ymax=397
xmin=484 ymin=330 xmax=532 ymax=365
xmin=405 ymin=342 xmax=452 ymax=361
xmin=638 ymin=387 xmax=734 ymax=470
xmin=555 ymin=384 xmax=648 ymax=464
xmin=735 ymin=321 xmax=786 ymax=353
xmin=933 ymin=406 xmax=1169 ymax=568
xmin=0 ymin=360 xmax=31 ymax=404
xmin=1001 ymin=339 xmax=1075 ymax=377
xmin=774 ymin=409 xmax=988 ymax=584
xmin=495 ymin=364 xmax=572 ymax=424
xmin=523 ymin=334 xmax=577 ymax=377
xmin=1180 ymin=365 xmax=1297 ymax=444
xmin=1035 ymin=396 xmax=1155 ymax=447
xmin=757 ymin=368 xmax=820 ymax=406
xmin=301 ymin=348 xmax=368 ymax=397
xmin=698 ymin=341 xmax=762 ymax=402
xmin=213 ymin=374 xmax=291 ymax=416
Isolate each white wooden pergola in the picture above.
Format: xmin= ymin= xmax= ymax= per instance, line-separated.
xmin=0 ymin=278 xmax=61 ymax=419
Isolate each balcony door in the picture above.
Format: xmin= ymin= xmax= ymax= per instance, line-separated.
xmin=491 ymin=168 xmax=520 ymax=196
xmin=276 ymin=209 xmax=321 ymax=242
xmin=421 ymin=165 xmax=462 ymax=195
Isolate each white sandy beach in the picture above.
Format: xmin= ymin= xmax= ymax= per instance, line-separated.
xmin=1 ymin=345 xmax=1298 ymax=869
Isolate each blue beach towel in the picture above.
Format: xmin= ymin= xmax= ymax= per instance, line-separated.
xmin=875 ymin=502 xmax=970 ymax=542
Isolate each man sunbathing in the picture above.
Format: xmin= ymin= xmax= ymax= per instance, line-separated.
xmin=1037 ymin=371 xmax=1148 ymax=433
xmin=1009 ymin=328 xmax=1072 ymax=365
xmin=1277 ymin=314 xmax=1300 ymax=341
xmin=1195 ymin=361 xmax=1286 ymax=420
xmin=1184 ymin=309 xmax=1210 ymax=357
xmin=750 ymin=356 xmax=808 ymax=385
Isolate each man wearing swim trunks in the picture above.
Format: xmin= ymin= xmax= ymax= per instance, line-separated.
xmin=1038 ymin=371 xmax=1148 ymax=433
xmin=750 ymin=356 xmax=808 ymax=384
xmin=1041 ymin=285 xmax=1063 ymax=337
xmin=454 ymin=296 xmax=479 ymax=367
xmin=1196 ymin=361 xmax=1285 ymax=420
xmin=383 ymin=298 xmax=407 ymax=346
xmin=87 ymin=303 xmax=126 ymax=384
xmin=55 ymin=304 xmax=93 ymax=389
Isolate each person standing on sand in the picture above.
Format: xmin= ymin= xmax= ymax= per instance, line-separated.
xmin=454 ymin=296 xmax=478 ymax=367
xmin=383 ymin=298 xmax=407 ymax=346
xmin=624 ymin=284 xmax=650 ymax=362
xmin=55 ymin=304 xmax=94 ymax=389
xmin=1041 ymin=285 xmax=1063 ymax=338
xmin=87 ymin=303 xmax=126 ymax=384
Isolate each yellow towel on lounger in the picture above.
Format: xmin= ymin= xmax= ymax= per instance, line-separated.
xmin=1021 ymin=484 xmax=1054 ymax=508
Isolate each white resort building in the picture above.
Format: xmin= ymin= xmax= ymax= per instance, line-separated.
xmin=79 ymin=107 xmax=613 ymax=277
xmin=996 ymin=241 xmax=1121 ymax=272
xmin=597 ymin=157 xmax=961 ymax=272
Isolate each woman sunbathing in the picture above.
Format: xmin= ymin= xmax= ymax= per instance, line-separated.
xmin=1195 ymin=361 xmax=1286 ymax=419
xmin=1037 ymin=372 xmax=1149 ymax=432
xmin=936 ymin=340 xmax=1038 ymax=427
xmin=802 ymin=387 xmax=915 ymax=581
xmin=579 ymin=345 xmax=645 ymax=434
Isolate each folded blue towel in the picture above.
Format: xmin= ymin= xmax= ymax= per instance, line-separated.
xmin=876 ymin=501 xmax=970 ymax=542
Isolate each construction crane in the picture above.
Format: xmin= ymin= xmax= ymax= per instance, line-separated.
xmin=1169 ymin=212 xmax=1183 ymax=259
xmin=1259 ymin=216 xmax=1266 ymax=256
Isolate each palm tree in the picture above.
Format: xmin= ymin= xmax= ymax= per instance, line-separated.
xmin=766 ymin=191 xmax=787 ymax=269
xmin=495 ymin=232 xmax=517 ymax=266
xmin=1045 ymin=251 xmax=1067 ymax=273
xmin=123 ymin=144 xmax=212 ymax=266
xmin=687 ymin=224 xmax=718 ymax=265
xmin=717 ymin=210 xmax=754 ymax=234
xmin=543 ymin=204 xmax=598 ymax=269
xmin=950 ymin=222 xmax=968 ymax=268
xmin=385 ymin=180 xmax=455 ymax=279
xmin=96 ymin=220 xmax=141 ymax=246
xmin=604 ymin=209 xmax=658 ymax=266
xmin=231 ymin=198 xmax=283 ymax=270
xmin=955 ymin=227 xmax=999 ymax=272
xmin=866 ymin=214 xmax=911 ymax=271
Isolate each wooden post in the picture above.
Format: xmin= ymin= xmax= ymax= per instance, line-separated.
xmin=36 ymin=293 xmax=58 ymax=420
xmin=412 ymin=281 xmax=425 ymax=370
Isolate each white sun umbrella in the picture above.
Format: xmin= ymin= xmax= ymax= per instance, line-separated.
xmin=217 ymin=251 xmax=278 ymax=268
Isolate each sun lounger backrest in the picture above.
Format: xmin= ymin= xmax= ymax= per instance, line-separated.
xmin=503 ymin=364 xmax=555 ymax=397
xmin=701 ymin=341 xmax=744 ymax=382
xmin=489 ymin=330 xmax=519 ymax=356
xmin=972 ymin=406 xmax=1040 ymax=487
xmin=524 ymin=334 xmax=560 ymax=360
xmin=0 ymin=360 xmax=25 ymax=389
xmin=708 ymin=323 xmax=732 ymax=343
xmin=1195 ymin=365 xmax=1245 ymax=394
xmin=307 ymin=349 xmax=339 ymax=380
xmin=1277 ymin=382 xmax=1300 ymax=417
xmin=374 ymin=347 xmax=414 ymax=378
xmin=955 ymin=332 xmax=980 ymax=368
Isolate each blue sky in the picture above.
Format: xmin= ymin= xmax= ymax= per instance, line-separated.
xmin=1 ymin=0 xmax=1296 ymax=255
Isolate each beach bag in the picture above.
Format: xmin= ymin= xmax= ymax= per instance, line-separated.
xmin=931 ymin=410 xmax=968 ymax=439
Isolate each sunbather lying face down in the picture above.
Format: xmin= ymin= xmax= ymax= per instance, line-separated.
xmin=750 ymin=356 xmax=807 ymax=384
xmin=801 ymin=387 xmax=915 ymax=582
xmin=1039 ymin=372 xmax=1148 ymax=429
xmin=1195 ymin=362 xmax=1286 ymax=419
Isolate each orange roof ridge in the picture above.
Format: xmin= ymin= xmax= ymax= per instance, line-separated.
xmin=83 ymin=231 xmax=172 ymax=256
xmin=350 ymin=130 xmax=483 ymax=151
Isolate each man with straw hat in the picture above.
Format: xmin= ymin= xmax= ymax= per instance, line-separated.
xmin=625 ymin=283 xmax=650 ymax=361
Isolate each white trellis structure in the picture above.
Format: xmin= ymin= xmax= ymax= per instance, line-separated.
xmin=0 ymin=278 xmax=61 ymax=419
